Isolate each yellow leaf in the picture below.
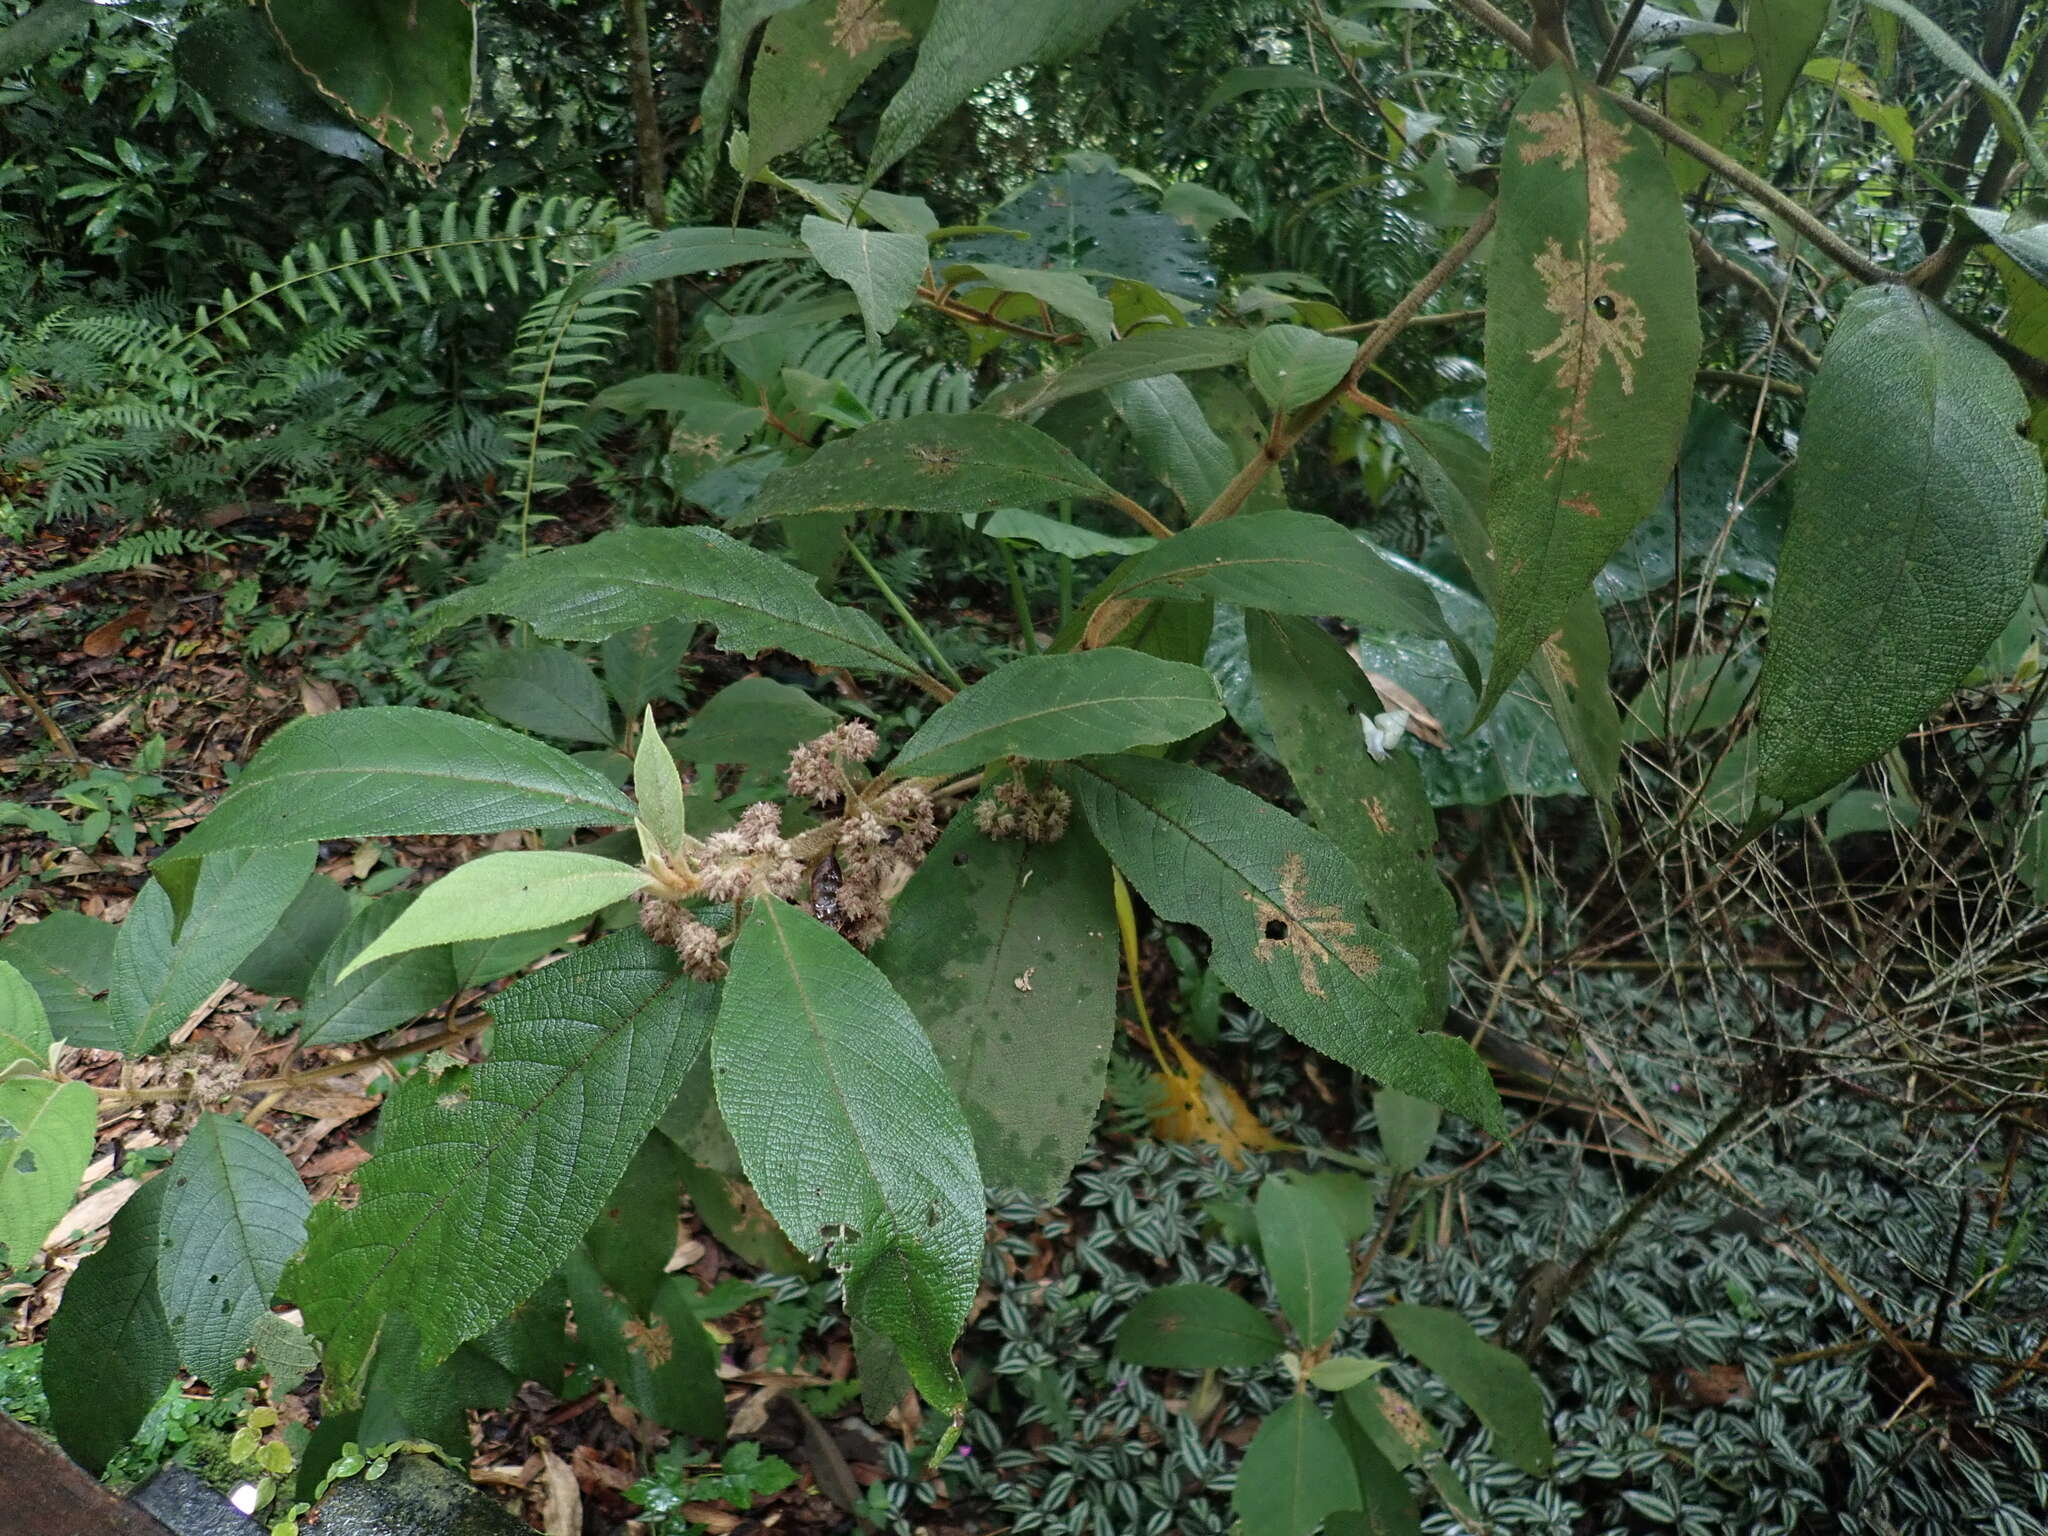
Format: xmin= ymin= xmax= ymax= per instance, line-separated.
xmin=1149 ymin=1030 xmax=1283 ymax=1166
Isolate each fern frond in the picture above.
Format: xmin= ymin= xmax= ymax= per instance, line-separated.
xmin=0 ymin=527 xmax=220 ymax=602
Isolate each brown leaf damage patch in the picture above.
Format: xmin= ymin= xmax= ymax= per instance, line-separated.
xmin=832 ymin=0 xmax=909 ymax=57
xmin=1244 ymin=851 xmax=1380 ymax=998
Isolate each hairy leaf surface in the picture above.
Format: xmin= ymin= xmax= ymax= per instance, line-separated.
xmin=472 ymin=644 xmax=615 ymax=745
xmin=0 ymin=913 xmax=116 ymax=1053
xmin=297 ymin=895 xmax=460 ymax=1048
xmin=1756 ymin=286 xmax=2047 ymax=806
xmin=713 ymin=898 xmax=982 ymax=1412
xmin=801 ymin=215 xmax=929 ymax=346
xmin=1063 ymin=755 xmax=1501 ymax=1130
xmin=744 ymin=0 xmax=932 ymax=175
xmin=286 ymin=932 xmax=715 ymax=1395
xmin=1482 ymin=65 xmax=1699 ymax=718
xmin=421 ymin=528 xmax=919 ymax=678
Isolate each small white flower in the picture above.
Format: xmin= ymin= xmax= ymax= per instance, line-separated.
xmin=1360 ymin=709 xmax=1411 ymax=762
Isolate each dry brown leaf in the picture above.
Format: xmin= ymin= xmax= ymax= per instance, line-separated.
xmin=43 ymin=1176 xmax=139 ymax=1252
xmin=1149 ymin=1029 xmax=1284 ymax=1167
xmin=537 ymin=1445 xmax=581 ymax=1536
xmin=299 ymin=678 xmax=342 ymax=716
xmin=82 ymin=607 xmax=152 ymax=658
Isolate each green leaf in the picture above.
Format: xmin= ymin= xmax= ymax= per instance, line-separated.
xmin=893 ymin=651 xmax=1223 ymax=774
xmin=601 ymin=619 xmax=697 ymax=720
xmin=471 ymin=645 xmax=616 ymax=746
xmin=1087 ymin=513 xmax=1469 ymax=679
xmin=1113 ymin=1283 xmax=1284 ymax=1369
xmin=801 ymin=215 xmax=930 ymax=346
xmin=1373 ymin=1088 xmax=1441 ymax=1175
xmin=635 ymin=710 xmax=690 ymax=857
xmin=1755 ymin=286 xmax=2047 ymax=807
xmin=1399 ymin=416 xmax=1620 ymax=808
xmin=1379 ymin=1302 xmax=1554 ymax=1475
xmin=233 ymin=870 xmax=352 ymax=1000
xmin=975 ymin=507 xmax=1151 ymax=560
xmin=1480 ymin=65 xmax=1701 ymax=720
xmin=1963 ymin=206 xmax=2048 ymax=288
xmin=995 ymin=328 xmax=1254 ymax=418
xmin=167 ymin=709 xmax=636 ymax=860
xmin=572 ymin=228 xmax=808 ymax=299
xmin=1745 ymin=0 xmax=1827 ymax=141
xmin=1248 ymin=324 xmax=1355 ymax=412
xmin=447 ymin=920 xmax=588 ymax=992
xmin=157 ymin=1113 xmax=313 ymax=1385
xmin=948 ymin=165 xmax=1215 ymax=302
xmin=1233 ymin=1396 xmax=1362 ymax=1536
xmin=1245 ymin=611 xmax=1458 ymax=1023
xmin=296 ymin=896 xmax=460 ymax=1049
xmin=698 ymin=0 xmax=807 ymax=177
xmin=1862 ymin=0 xmax=2048 ymax=184
xmin=0 ymin=913 xmax=116 ymax=1052
xmin=287 ymin=931 xmax=715 ymax=1397
xmin=586 ymin=1133 xmax=681 ymax=1318
xmin=262 ymin=0 xmax=476 ymax=171
xmin=1256 ymin=1174 xmax=1353 ymax=1349
xmin=337 ymin=853 xmax=650 ymax=978
xmin=1802 ymin=58 xmax=1915 ymax=162
xmin=737 ymin=414 xmax=1123 ymax=524
xmin=712 ymin=897 xmax=983 ymax=1413
xmin=358 ymin=1312 xmax=514 ymax=1455
xmin=868 ymin=0 xmax=1144 ymax=177
xmin=1621 ymin=647 xmax=1756 ymax=743
xmin=743 ymin=0 xmax=932 ymax=175
xmin=562 ymin=1254 xmax=724 ymax=1437
xmin=174 ymin=7 xmax=383 ymax=163
xmin=671 ymin=676 xmax=837 ymax=771
xmin=1198 ymin=64 xmax=1346 ymax=119
xmin=0 ymin=962 xmax=51 ymax=1080
xmin=1062 ymin=755 xmax=1502 ymax=1130
xmin=0 ymin=1077 xmax=94 ymax=1272
xmin=42 ymin=1172 xmax=177 ymax=1474
xmin=944 ymin=261 xmax=1116 ymax=345
xmin=1309 ymin=1355 xmax=1390 ymax=1392
xmin=111 ymin=844 xmax=316 ymax=1056
xmin=871 ymin=793 xmax=1119 ymax=1197
xmin=420 ymin=529 xmax=921 ymax=680
xmin=1108 ymin=374 xmax=1238 ymax=512
xmin=1328 ymin=1428 xmax=1421 ymax=1536
xmin=0 ymin=0 xmax=89 ymax=76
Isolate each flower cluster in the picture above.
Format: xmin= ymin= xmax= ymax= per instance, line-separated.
xmin=638 ymin=899 xmax=728 ymax=982
xmin=828 ymin=781 xmax=940 ymax=947
xmin=973 ymin=777 xmax=1072 ymax=844
xmin=785 ymin=720 xmax=880 ymax=805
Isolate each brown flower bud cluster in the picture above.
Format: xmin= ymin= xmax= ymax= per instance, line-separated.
xmin=827 ymin=781 xmax=940 ymax=948
xmin=973 ymin=777 xmax=1072 ymax=844
xmin=785 ymin=720 xmax=880 ymax=805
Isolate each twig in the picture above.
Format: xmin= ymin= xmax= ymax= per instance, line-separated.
xmin=842 ymin=537 xmax=963 ymax=697
xmin=0 ymin=655 xmax=81 ymax=763
xmin=1697 ymin=367 xmax=1803 ymax=398
xmin=1594 ymin=0 xmax=1648 ymax=85
xmin=1104 ymin=490 xmax=1175 ymax=541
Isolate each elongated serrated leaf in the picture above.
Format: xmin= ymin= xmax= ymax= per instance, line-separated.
xmin=1755 ymin=286 xmax=2047 ymax=807
xmin=1481 ymin=65 xmax=1700 ymax=719
xmin=602 ymin=619 xmax=697 ymax=719
xmin=0 ymin=1077 xmax=94 ymax=1271
xmin=472 ymin=644 xmax=616 ymax=746
xmin=1400 ymin=416 xmax=1620 ymax=808
xmin=871 ymin=794 xmax=1118 ymax=1197
xmin=1380 ymin=1302 xmax=1553 ymax=1475
xmin=1108 ymin=374 xmax=1238 ymax=512
xmin=1249 ymin=324 xmax=1355 ymax=411
xmin=297 ymin=895 xmax=459 ymax=1049
xmin=285 ymin=931 xmax=715 ymax=1395
xmin=168 ymin=709 xmax=636 ymax=860
xmin=42 ymin=1171 xmax=177 ymax=1473
xmin=233 ymin=870 xmax=352 ymax=1001
xmin=1086 ymin=512 xmax=1468 ymax=674
xmin=419 ymin=529 xmax=919 ymax=679
xmin=563 ymin=1252 xmax=724 ymax=1437
xmin=868 ymin=0 xmax=1143 ymax=177
xmin=1114 ymin=1283 xmax=1283 ymax=1368
xmin=744 ymin=0 xmax=932 ymax=175
xmin=338 ymin=853 xmax=649 ymax=978
xmin=976 ymin=507 xmax=1151 ymax=559
xmin=1234 ymin=1396 xmax=1362 ymax=1536
xmin=0 ymin=912 xmax=117 ymax=1052
xmin=1746 ymin=0 xmax=1827 ymax=140
xmin=713 ymin=897 xmax=982 ymax=1413
xmin=802 ymin=215 xmax=929 ymax=346
xmin=1245 ymin=611 xmax=1457 ymax=1023
xmin=1062 ymin=755 xmax=1501 ymax=1130
xmin=997 ymin=328 xmax=1255 ymax=419
xmin=158 ymin=1113 xmax=313 ymax=1385
xmin=1256 ymin=1173 xmax=1352 ymax=1349
xmin=0 ymin=962 xmax=51 ymax=1079
xmin=698 ymin=0 xmax=808 ymax=176
xmin=737 ymin=414 xmax=1122 ymax=524
xmin=111 ymin=844 xmax=315 ymax=1056
xmin=1864 ymin=0 xmax=2048 ymax=183
xmin=893 ymin=651 xmax=1222 ymax=774
xmin=572 ymin=227 xmax=807 ymax=300
xmin=262 ymin=0 xmax=475 ymax=171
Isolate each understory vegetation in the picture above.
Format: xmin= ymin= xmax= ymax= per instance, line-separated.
xmin=3 ymin=1 xmax=2046 ymax=1533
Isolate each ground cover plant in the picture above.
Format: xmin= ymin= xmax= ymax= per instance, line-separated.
xmin=4 ymin=0 xmax=2048 ymax=1532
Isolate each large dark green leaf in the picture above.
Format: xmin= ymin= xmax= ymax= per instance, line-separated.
xmin=262 ymin=0 xmax=476 ymax=171
xmin=285 ymin=932 xmax=716 ymax=1396
xmin=869 ymin=3 xmax=1145 ymax=178
xmin=744 ymin=0 xmax=933 ymax=174
xmin=1108 ymin=374 xmax=1238 ymax=513
xmin=1113 ymin=1283 xmax=1284 ymax=1369
xmin=574 ymin=228 xmax=808 ymax=298
xmin=296 ymin=895 xmax=459 ymax=1049
xmin=948 ymin=164 xmax=1215 ymax=302
xmin=696 ymin=0 xmax=807 ymax=176
xmin=995 ymin=328 xmax=1255 ymax=418
xmin=174 ymin=7 xmax=382 ymax=162
xmin=1380 ymin=1302 xmax=1554 ymax=1476
xmin=713 ymin=898 xmax=982 ymax=1414
xmin=801 ymin=216 xmax=929 ymax=346
xmin=871 ymin=794 xmax=1118 ymax=1198
xmin=0 ymin=912 xmax=116 ymax=1052
xmin=42 ymin=1173 xmax=177 ymax=1474
xmin=586 ymin=1134 xmax=681 ymax=1319
xmin=893 ymin=651 xmax=1222 ymax=774
xmin=1233 ymin=1396 xmax=1362 ymax=1536
xmin=1745 ymin=0 xmax=1827 ymax=141
xmin=233 ymin=870 xmax=352 ymax=1000
xmin=1963 ymin=207 xmax=2048 ymax=288
xmin=471 ymin=644 xmax=616 ymax=746
xmin=1246 ymin=612 xmax=1458 ymax=1023
xmin=1755 ymin=286 xmax=2047 ymax=807
xmin=1063 ymin=755 xmax=1501 ymax=1130
xmin=1481 ymin=65 xmax=1700 ymax=718
xmin=420 ymin=529 xmax=920 ymax=680
xmin=562 ymin=1253 xmax=724 ymax=1438
xmin=167 ymin=709 xmax=635 ymax=860
xmin=158 ymin=1114 xmax=313 ymax=1386
xmin=737 ymin=414 xmax=1122 ymax=524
